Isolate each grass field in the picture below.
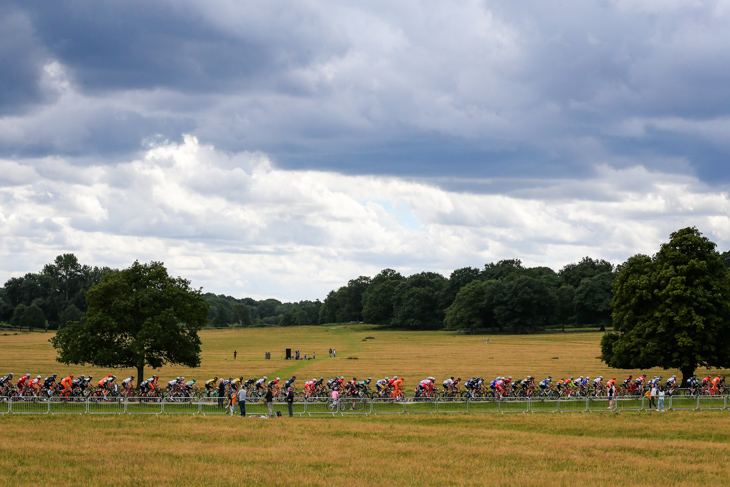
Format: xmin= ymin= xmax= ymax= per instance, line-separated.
xmin=2 ymin=325 xmax=730 ymax=486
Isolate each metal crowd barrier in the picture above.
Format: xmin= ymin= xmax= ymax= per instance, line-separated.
xmin=0 ymin=395 xmax=726 ymax=415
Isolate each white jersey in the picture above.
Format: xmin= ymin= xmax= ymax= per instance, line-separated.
xmin=442 ymin=379 xmax=453 ymax=387
xmin=122 ymin=378 xmax=133 ymax=386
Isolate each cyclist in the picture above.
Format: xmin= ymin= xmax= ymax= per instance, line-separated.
xmin=442 ymin=377 xmax=455 ymax=395
xmin=392 ymin=377 xmax=404 ymax=398
xmin=255 ymin=376 xmax=268 ymax=393
xmin=592 ymin=376 xmax=603 ymax=395
xmin=465 ymin=377 xmax=479 ymax=396
xmin=374 ymin=377 xmax=389 ymax=396
xmin=230 ymin=376 xmax=242 ymax=391
xmin=167 ymin=377 xmax=180 ymax=392
xmin=267 ymin=377 xmax=281 ymax=393
xmin=283 ymin=376 xmax=296 ymax=391
xmin=712 ymin=375 xmax=723 ymax=394
xmin=17 ymin=373 xmax=31 ymax=393
xmin=121 ymin=376 xmax=135 ymax=396
xmin=43 ymin=374 xmax=58 ymax=393
xmin=243 ymin=377 xmax=256 ymax=391
xmin=60 ymin=374 xmax=74 ymax=396
xmin=205 ymin=377 xmax=219 ymax=396
xmin=0 ymin=373 xmax=14 ymax=394
xmin=538 ymin=376 xmax=552 ymax=395
xmin=687 ymin=375 xmax=699 ymax=395
xmin=29 ymin=375 xmax=43 ymax=395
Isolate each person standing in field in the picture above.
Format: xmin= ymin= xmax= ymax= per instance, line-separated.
xmin=237 ymin=386 xmax=247 ymax=417
xmin=657 ymin=386 xmax=665 ymax=412
xmin=648 ymin=383 xmax=658 ymax=410
xmin=286 ymin=387 xmax=295 ymax=417
xmin=329 ymin=348 xmax=332 ymax=358
xmin=265 ymin=386 xmax=274 ymax=416
xmin=333 ymin=349 xmax=336 ymax=357
xmin=234 ymin=350 xmax=237 ymax=360
xmin=218 ymin=379 xmax=226 ymax=408
xmin=607 ymin=381 xmax=616 ymax=410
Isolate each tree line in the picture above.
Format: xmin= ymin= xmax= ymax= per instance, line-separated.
xmin=320 ymin=257 xmax=618 ymax=332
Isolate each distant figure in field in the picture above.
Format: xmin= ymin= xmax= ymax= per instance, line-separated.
xmin=333 ymin=349 xmax=337 ymax=357
xmin=329 ymin=348 xmax=332 ymax=358
xmin=304 ymin=353 xmax=307 ymax=360
xmin=313 ymin=352 xmax=316 ymax=359
xmin=234 ymin=350 xmax=237 ymax=360
xmin=485 ymin=339 xmax=489 ymax=344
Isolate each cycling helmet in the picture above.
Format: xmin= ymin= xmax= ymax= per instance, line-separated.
xmin=8 ymin=373 xmax=13 ymax=377
xmin=154 ymin=375 xmax=159 ymax=379
xmin=292 ymin=376 xmax=296 ymax=379
xmin=263 ymin=376 xmax=268 ymax=380
xmin=450 ymin=376 xmax=454 ymax=380
xmin=276 ymin=377 xmax=280 ymax=381
xmin=131 ymin=375 xmax=135 ymax=379
xmin=26 ymin=373 xmax=30 ymax=377
xmin=53 ymin=373 xmax=57 ymax=377
xmin=508 ymin=376 xmax=512 ymax=380
xmin=192 ymin=379 xmax=196 ymax=383
xmin=385 ymin=377 xmax=389 ymax=381
xmin=80 ymin=375 xmax=85 ymax=379
xmin=353 ymin=377 xmax=357 ymax=381
xmin=319 ymin=377 xmax=323 ymax=381
xmin=88 ymin=375 xmax=93 ymax=379
xmin=548 ymin=376 xmax=552 ymax=379
xmin=70 ymin=374 xmax=74 ymax=378
xmin=37 ymin=375 xmax=41 ymax=379
xmin=586 ymin=376 xmax=590 ymax=379
xmin=111 ymin=375 xmax=115 ymax=379
xmin=457 ymin=377 xmax=461 ymax=381
xmin=393 ymin=376 xmax=398 ymax=379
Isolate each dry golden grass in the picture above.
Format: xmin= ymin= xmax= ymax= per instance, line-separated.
xmin=2 ymin=326 xmax=730 ymax=486
xmin=1 ymin=413 xmax=729 ymax=486
xmin=1 ymin=325 xmax=727 ymax=384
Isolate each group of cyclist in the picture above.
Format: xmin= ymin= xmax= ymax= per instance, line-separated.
xmin=2 ymin=371 xmax=726 ymax=402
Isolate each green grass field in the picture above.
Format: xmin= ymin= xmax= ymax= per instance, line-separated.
xmin=2 ymin=326 xmax=730 ymax=486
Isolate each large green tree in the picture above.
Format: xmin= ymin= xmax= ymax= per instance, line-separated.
xmin=51 ymin=261 xmax=209 ymax=389
xmin=601 ymin=227 xmax=730 ymax=386
xmin=444 ymin=280 xmax=487 ymax=330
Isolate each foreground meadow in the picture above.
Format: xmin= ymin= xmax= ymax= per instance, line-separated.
xmin=1 ymin=325 xmax=728 ymax=381
xmin=1 ymin=412 xmax=729 ymax=486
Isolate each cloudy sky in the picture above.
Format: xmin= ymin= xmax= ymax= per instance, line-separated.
xmin=2 ymin=0 xmax=729 ymax=301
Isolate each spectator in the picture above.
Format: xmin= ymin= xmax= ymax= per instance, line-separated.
xmin=234 ymin=350 xmax=237 ymax=360
xmin=607 ymin=381 xmax=616 ymax=410
xmin=265 ymin=387 xmax=274 ymax=416
xmin=218 ymin=379 xmax=226 ymax=408
xmin=237 ymin=386 xmax=247 ymax=417
xmin=649 ymin=383 xmax=657 ymax=410
xmin=329 ymin=348 xmax=332 ymax=358
xmin=286 ymin=387 xmax=295 ymax=417
xmin=657 ymin=385 xmax=666 ymax=412
xmin=333 ymin=349 xmax=337 ymax=357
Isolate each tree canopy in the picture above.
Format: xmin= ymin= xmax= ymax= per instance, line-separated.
xmin=600 ymin=227 xmax=730 ymax=386
xmin=51 ymin=261 xmax=209 ymax=388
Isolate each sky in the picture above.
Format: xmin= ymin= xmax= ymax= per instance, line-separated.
xmin=1 ymin=0 xmax=730 ymax=301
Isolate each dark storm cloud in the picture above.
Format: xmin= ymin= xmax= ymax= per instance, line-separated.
xmin=3 ymin=0 xmax=730 ymax=186
xmin=15 ymin=0 xmax=345 ymax=94
xmin=0 ymin=5 xmax=47 ymax=114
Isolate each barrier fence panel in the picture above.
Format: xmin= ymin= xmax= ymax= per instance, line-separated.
xmin=125 ymin=397 xmax=162 ymax=415
xmin=529 ymin=398 xmax=559 ymax=413
xmin=468 ymin=398 xmax=500 ymax=413
xmin=698 ymin=395 xmax=726 ymax=411
xmin=669 ymin=395 xmax=698 ymax=411
xmin=198 ymin=397 xmax=229 ymax=416
xmin=340 ymin=398 xmax=371 ymax=415
xmin=587 ymin=397 xmax=613 ymax=412
xmin=49 ymin=397 xmax=87 ymax=415
xmin=9 ymin=397 xmax=49 ymax=414
xmin=87 ymin=397 xmax=125 ymax=414
xmin=436 ymin=398 xmax=468 ymax=413
xmin=162 ymin=397 xmax=199 ymax=415
xmin=557 ymin=397 xmax=588 ymax=413
xmin=403 ymin=398 xmax=437 ymax=415
xmin=0 ymin=398 xmax=9 ymax=415
xmin=615 ymin=396 xmax=643 ymax=412
xmin=305 ymin=400 xmax=338 ymax=416
xmin=371 ymin=398 xmax=406 ymax=415
xmin=499 ymin=397 xmax=529 ymax=413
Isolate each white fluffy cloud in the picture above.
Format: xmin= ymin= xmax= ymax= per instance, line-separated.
xmin=1 ymin=136 xmax=728 ymax=300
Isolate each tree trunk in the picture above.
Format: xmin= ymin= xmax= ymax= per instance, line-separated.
xmin=680 ymin=364 xmax=695 ymax=388
xmin=136 ymin=362 xmax=145 ymax=390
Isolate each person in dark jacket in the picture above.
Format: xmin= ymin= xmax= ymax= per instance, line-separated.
xmin=265 ymin=387 xmax=274 ymax=416
xmin=218 ymin=379 xmax=226 ymax=408
xmin=286 ymin=387 xmax=295 ymax=417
